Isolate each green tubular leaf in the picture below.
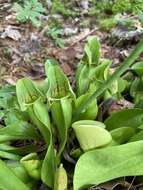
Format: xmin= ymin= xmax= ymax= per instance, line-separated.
xmin=28 ymin=100 xmax=56 ymax=188
xmin=54 ymin=164 xmax=67 ymax=190
xmin=76 ymin=59 xmax=111 ymax=96
xmin=73 ymin=37 xmax=143 ymax=119
xmin=110 ymin=127 xmax=136 ymax=144
xmin=20 ymin=153 xmax=41 ymax=180
xmin=73 ymin=141 xmax=143 ymax=190
xmin=51 ymin=98 xmax=72 ymax=161
xmin=45 ymin=59 xmax=74 ymax=99
xmin=82 ymin=36 xmax=100 ymax=66
xmin=0 ymin=159 xmax=31 ymax=190
xmin=104 ymin=108 xmax=143 ymax=131
xmin=16 ymin=78 xmax=42 ymax=111
xmin=74 ymin=92 xmax=98 ymax=120
xmin=72 ymin=120 xmax=112 ymax=151
xmin=0 ymin=121 xmax=40 ymax=142
xmin=45 ymin=59 xmax=73 ymax=160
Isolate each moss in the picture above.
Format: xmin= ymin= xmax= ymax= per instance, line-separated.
xmin=131 ymin=0 xmax=143 ymax=13
xmin=112 ymin=0 xmax=132 ymax=13
xmin=99 ymin=17 xmax=117 ymax=31
xmin=51 ymin=0 xmax=78 ymax=17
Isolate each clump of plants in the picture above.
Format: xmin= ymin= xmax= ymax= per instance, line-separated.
xmin=1 ymin=36 xmax=143 ymax=190
xmin=46 ymin=27 xmax=65 ymax=48
xmin=51 ymin=0 xmax=78 ymax=17
xmin=13 ymin=0 xmax=45 ymax=27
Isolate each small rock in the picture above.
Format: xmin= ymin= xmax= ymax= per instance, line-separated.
xmin=80 ymin=0 xmax=89 ymax=10
xmin=1 ymin=25 xmax=22 ymax=41
xmin=46 ymin=0 xmax=52 ymax=9
xmin=63 ymin=27 xmax=78 ymax=36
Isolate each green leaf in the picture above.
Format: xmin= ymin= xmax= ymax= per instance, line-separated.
xmin=0 ymin=159 xmax=30 ymax=190
xmin=110 ymin=127 xmax=135 ymax=144
xmin=82 ymin=36 xmax=100 ymax=65
xmin=29 ymin=100 xmax=56 ymax=188
xmin=54 ymin=164 xmax=67 ymax=190
xmin=72 ymin=120 xmax=112 ymax=151
xmin=16 ymin=78 xmax=42 ymax=111
xmin=20 ymin=153 xmax=41 ymax=180
xmin=0 ymin=121 xmax=40 ymax=142
xmin=73 ymin=141 xmax=143 ymax=190
xmin=14 ymin=0 xmax=45 ymax=27
xmin=45 ymin=59 xmax=74 ymax=161
xmin=73 ymin=37 xmax=143 ymax=119
xmin=104 ymin=108 xmax=143 ymax=131
xmin=7 ymin=161 xmax=32 ymax=185
xmin=130 ymin=78 xmax=143 ymax=105
xmin=131 ymin=61 xmax=143 ymax=77
xmin=129 ymin=130 xmax=143 ymax=142
xmin=76 ymin=59 xmax=111 ymax=96
xmin=0 ymin=144 xmax=38 ymax=155
xmin=45 ymin=59 xmax=74 ymax=99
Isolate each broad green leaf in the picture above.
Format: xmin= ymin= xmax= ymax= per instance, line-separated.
xmin=0 ymin=159 xmax=30 ymax=190
xmin=72 ymin=120 xmax=112 ymax=151
xmin=129 ymin=130 xmax=143 ymax=142
xmin=104 ymin=108 xmax=143 ymax=131
xmin=74 ymin=141 xmax=143 ymax=190
xmin=72 ymin=120 xmax=105 ymax=128
xmin=110 ymin=127 xmax=135 ymax=144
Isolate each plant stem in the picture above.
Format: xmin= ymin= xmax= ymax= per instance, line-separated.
xmin=74 ymin=38 xmax=143 ymax=119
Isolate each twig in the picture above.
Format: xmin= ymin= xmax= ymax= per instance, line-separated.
xmin=127 ymin=176 xmax=136 ymax=190
xmin=64 ymin=27 xmax=98 ymax=51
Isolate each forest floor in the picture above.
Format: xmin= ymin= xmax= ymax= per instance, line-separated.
xmin=1 ymin=0 xmax=142 ymax=86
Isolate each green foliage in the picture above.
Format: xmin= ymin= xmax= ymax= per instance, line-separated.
xmin=131 ymin=0 xmax=143 ymax=13
xmin=0 ymin=36 xmax=143 ymax=189
xmin=105 ymin=109 xmax=143 ymax=130
xmin=51 ymin=0 xmax=77 ymax=17
xmin=46 ymin=27 xmax=65 ymax=48
xmin=112 ymin=0 xmax=132 ymax=13
xmin=14 ymin=0 xmax=45 ymax=27
xmin=74 ymin=141 xmax=143 ymax=190
xmin=99 ymin=17 xmax=117 ymax=31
